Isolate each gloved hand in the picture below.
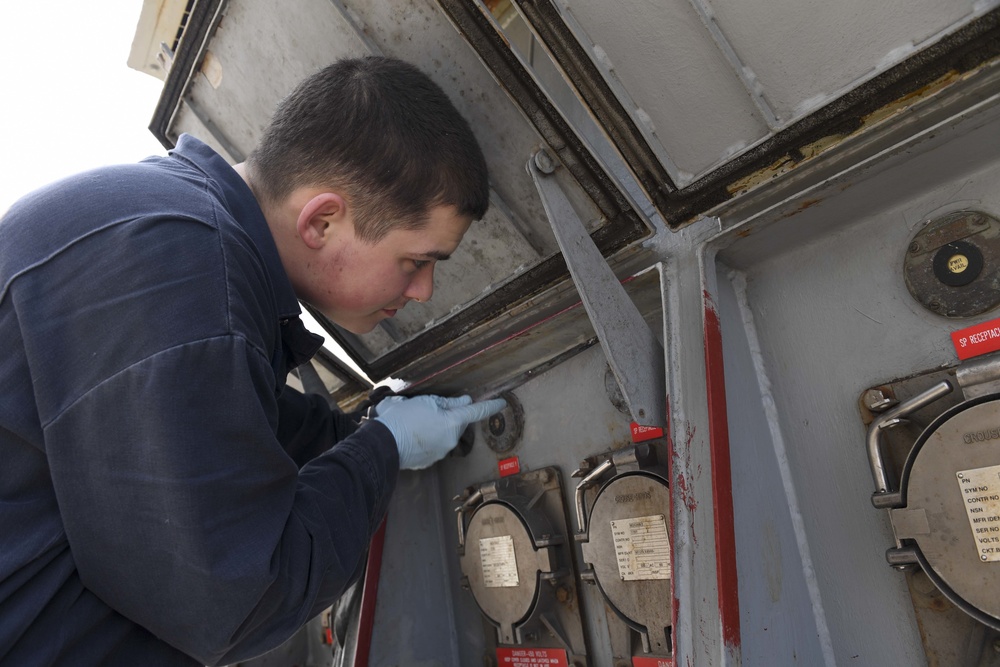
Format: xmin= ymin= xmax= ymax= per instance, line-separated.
xmin=374 ymin=394 xmax=507 ymax=470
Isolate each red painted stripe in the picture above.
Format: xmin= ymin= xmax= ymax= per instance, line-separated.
xmin=703 ymin=291 xmax=741 ymax=648
xmin=353 ymin=517 xmax=388 ymax=667
xmin=666 ymin=395 xmax=678 ymax=665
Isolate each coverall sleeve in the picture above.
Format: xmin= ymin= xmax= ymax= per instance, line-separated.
xmin=43 ymin=336 xmax=398 ymax=665
xmin=276 ymin=386 xmax=361 ymax=468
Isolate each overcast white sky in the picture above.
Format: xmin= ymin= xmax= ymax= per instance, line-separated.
xmin=1 ymin=1 xmax=166 ymax=214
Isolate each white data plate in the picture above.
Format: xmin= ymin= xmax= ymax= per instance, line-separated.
xmin=480 ymin=535 xmax=519 ymax=588
xmin=957 ymin=465 xmax=1000 ymax=562
xmin=611 ymin=514 xmax=671 ymax=581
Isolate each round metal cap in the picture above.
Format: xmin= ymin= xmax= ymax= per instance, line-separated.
xmin=932 ymin=240 xmax=983 ymax=287
xmin=903 ymin=210 xmax=1000 ymax=318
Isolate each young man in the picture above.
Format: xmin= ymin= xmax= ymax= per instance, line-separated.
xmin=0 ymin=57 xmax=504 ymax=665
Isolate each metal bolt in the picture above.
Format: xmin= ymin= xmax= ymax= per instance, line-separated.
xmin=555 ymin=586 xmax=572 ymax=603
xmin=862 ymin=388 xmax=895 ymax=412
xmin=909 ymin=241 xmax=921 ymax=254
xmin=533 ymin=148 xmax=557 ymax=174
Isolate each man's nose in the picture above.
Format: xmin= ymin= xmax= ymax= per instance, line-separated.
xmin=404 ymin=265 xmax=434 ymax=303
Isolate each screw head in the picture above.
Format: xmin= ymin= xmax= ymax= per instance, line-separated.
xmin=533 ymin=149 xmax=557 ymax=174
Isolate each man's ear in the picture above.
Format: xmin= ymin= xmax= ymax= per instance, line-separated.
xmin=296 ymin=192 xmax=349 ymax=249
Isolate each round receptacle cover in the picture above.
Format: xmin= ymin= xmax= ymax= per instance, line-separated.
xmin=900 ymin=394 xmax=1000 ymax=627
xmin=460 ymin=501 xmax=542 ymax=642
xmin=581 ymin=472 xmax=672 ymax=653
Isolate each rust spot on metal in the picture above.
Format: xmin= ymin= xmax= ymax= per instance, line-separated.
xmin=735 ymin=226 xmax=754 ymax=238
xmin=927 ymin=597 xmax=950 ymax=612
xmin=776 ymin=197 xmax=824 ymax=220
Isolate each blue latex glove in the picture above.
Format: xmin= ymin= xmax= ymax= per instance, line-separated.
xmin=374 ymin=394 xmax=507 ymax=470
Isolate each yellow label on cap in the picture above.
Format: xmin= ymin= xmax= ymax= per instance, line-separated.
xmin=948 ymin=254 xmax=970 ymax=273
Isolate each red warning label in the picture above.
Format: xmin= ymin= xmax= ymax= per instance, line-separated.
xmin=632 ymin=657 xmax=672 ymax=667
xmin=496 ymin=647 xmax=568 ymax=666
xmin=952 ymin=317 xmax=1000 ymax=360
xmin=631 ymin=422 xmax=664 ymax=443
xmin=498 ymin=457 xmax=520 ymax=477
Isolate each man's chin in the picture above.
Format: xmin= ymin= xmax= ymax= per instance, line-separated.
xmin=318 ymin=305 xmax=400 ymax=335
xmin=337 ymin=320 xmax=379 ymax=335
xmin=331 ymin=312 xmax=391 ymax=335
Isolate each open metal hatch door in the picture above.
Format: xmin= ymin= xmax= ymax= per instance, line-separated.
xmin=444 ymin=0 xmax=1000 ymax=227
xmin=146 ymin=0 xmax=658 ymax=391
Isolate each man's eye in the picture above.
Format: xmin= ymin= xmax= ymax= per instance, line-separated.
xmin=412 ymin=259 xmax=430 ymax=270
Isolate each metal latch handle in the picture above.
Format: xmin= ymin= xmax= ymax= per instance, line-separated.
xmin=867 ymin=380 xmax=952 ymax=505
xmin=573 ymin=459 xmax=614 ymax=539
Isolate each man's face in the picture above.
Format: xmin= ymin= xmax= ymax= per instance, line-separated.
xmin=304 ymin=204 xmax=472 ymax=334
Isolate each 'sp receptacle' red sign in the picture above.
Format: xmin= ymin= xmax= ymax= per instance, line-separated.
xmin=498 ymin=457 xmax=520 ymax=477
xmin=631 ymin=422 xmax=665 ymax=443
xmin=952 ymin=317 xmax=1000 ymax=360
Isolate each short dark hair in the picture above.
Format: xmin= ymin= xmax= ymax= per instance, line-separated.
xmin=246 ymin=56 xmax=489 ymax=243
